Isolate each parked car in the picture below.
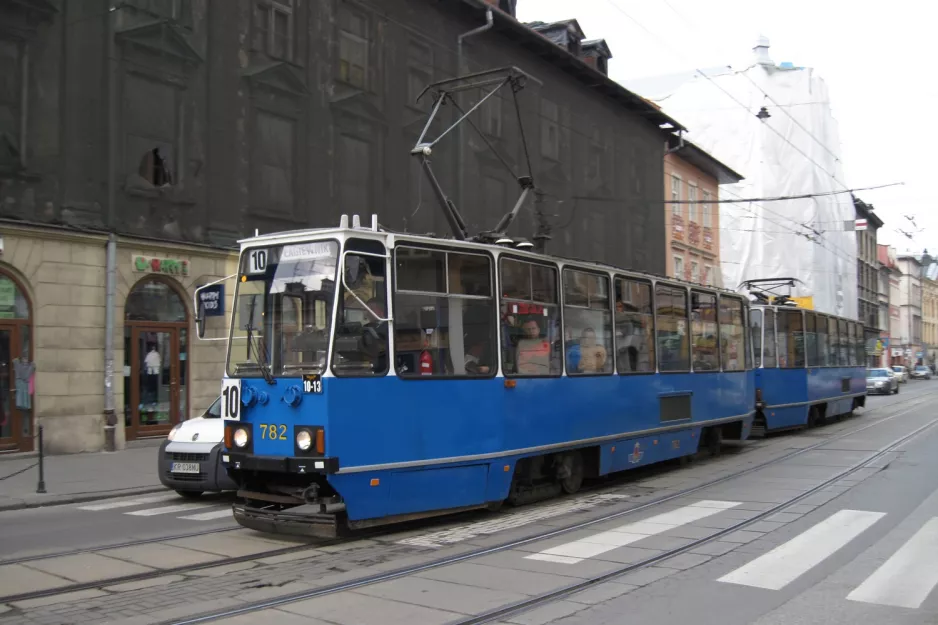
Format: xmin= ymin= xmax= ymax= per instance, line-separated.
xmin=891 ymin=365 xmax=909 ymax=383
xmin=158 ymin=396 xmax=236 ymax=498
xmin=911 ymin=365 xmax=933 ymax=380
xmin=867 ymin=368 xmax=899 ymax=395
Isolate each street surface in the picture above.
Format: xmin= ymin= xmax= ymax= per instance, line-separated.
xmin=0 ymin=381 xmax=935 ymax=625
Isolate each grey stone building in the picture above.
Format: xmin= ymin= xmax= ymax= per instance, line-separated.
xmin=0 ymin=0 xmax=680 ymax=453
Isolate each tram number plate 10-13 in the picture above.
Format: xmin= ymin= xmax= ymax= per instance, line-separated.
xmin=221 ymin=378 xmax=242 ymax=421
xmin=303 ymin=374 xmax=323 ymax=394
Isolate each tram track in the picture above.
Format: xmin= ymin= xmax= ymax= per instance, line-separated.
xmin=155 ymin=391 xmax=937 ymax=625
xmin=1 ymin=390 xmax=931 ymax=612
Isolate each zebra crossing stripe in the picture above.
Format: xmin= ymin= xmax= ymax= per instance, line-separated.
xmin=177 ymin=508 xmax=234 ymax=521
xmin=526 ymin=500 xmax=741 ymax=564
xmin=77 ymin=494 xmax=178 ymax=511
xmin=126 ymin=503 xmax=217 ymax=516
xmin=718 ymin=509 xmax=885 ymax=590
xmin=847 ymin=516 xmax=938 ymax=609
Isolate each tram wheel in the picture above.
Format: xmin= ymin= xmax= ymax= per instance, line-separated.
xmin=559 ymin=452 xmax=584 ymax=494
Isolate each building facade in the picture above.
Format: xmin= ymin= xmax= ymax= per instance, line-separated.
xmin=876 ymin=244 xmax=893 ymax=367
xmin=853 ymin=196 xmax=883 ymax=366
xmin=664 ymin=137 xmax=743 ymax=286
xmin=0 ymin=0 xmax=679 ymax=453
xmin=897 ymin=255 xmax=923 ymax=368
xmin=923 ymin=266 xmax=938 ymax=368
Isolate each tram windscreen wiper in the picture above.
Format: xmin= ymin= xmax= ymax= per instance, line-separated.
xmin=245 ymin=296 xmax=275 ymax=385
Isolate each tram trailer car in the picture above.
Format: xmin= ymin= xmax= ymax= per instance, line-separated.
xmin=749 ymin=304 xmax=867 ymax=436
xmin=214 ymin=217 xmax=756 ymax=538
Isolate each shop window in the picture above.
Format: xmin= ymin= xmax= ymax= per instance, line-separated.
xmin=614 ymin=278 xmax=655 ymax=373
xmin=393 ymin=247 xmax=495 ymax=377
xmin=562 ymin=268 xmax=612 ymax=375
xmin=655 ymin=284 xmax=689 ymax=371
xmin=691 ymin=291 xmax=719 ymax=371
xmin=500 ymin=258 xmax=561 ymax=376
xmin=124 ymin=279 xmax=187 ymax=323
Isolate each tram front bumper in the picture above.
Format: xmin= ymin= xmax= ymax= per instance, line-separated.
xmin=232 ymin=502 xmax=342 ymax=538
xmin=224 ymin=452 xmax=340 ymax=475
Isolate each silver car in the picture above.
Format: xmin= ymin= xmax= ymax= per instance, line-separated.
xmin=157 ymin=396 xmax=237 ymax=498
xmin=891 ymin=365 xmax=909 ymax=383
xmin=867 ymin=368 xmax=899 ymax=395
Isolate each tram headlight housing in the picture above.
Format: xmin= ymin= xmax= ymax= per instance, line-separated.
xmin=296 ymin=430 xmax=312 ymax=451
xmin=233 ymin=427 xmax=249 ymax=448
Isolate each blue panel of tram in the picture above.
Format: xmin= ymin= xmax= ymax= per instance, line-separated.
xmin=240 ymin=368 xmax=753 ymax=522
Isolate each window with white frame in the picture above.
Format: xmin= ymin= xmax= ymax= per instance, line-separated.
xmin=702 ymin=190 xmax=712 ymax=227
xmin=705 ymin=265 xmax=713 ymax=285
xmin=673 ymin=255 xmax=684 ymax=279
xmin=687 ymin=183 xmax=698 ymax=222
xmin=254 ymin=0 xmax=293 ymax=61
xmin=691 ymin=261 xmax=699 ymax=284
xmin=670 ymin=175 xmax=681 ymax=216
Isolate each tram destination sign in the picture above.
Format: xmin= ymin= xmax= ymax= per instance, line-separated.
xmin=198 ymin=284 xmax=225 ymax=317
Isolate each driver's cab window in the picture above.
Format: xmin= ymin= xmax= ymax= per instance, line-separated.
xmin=332 ymin=238 xmax=389 ymax=376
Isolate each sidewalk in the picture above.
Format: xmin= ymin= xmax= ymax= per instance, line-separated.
xmin=0 ymin=440 xmax=168 ymax=511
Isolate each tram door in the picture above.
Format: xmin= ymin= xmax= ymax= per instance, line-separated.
xmin=126 ymin=326 xmax=187 ymax=439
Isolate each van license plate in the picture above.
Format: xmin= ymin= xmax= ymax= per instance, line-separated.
xmin=171 ymin=462 xmax=200 ymax=474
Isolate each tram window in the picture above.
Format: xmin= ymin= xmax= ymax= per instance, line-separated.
xmin=500 ymin=258 xmax=562 ymax=377
xmin=750 ymin=309 xmax=763 ymax=367
xmin=856 ymin=324 xmax=866 ymax=365
xmin=228 ymin=240 xmax=339 ymax=378
xmin=393 ymin=247 xmax=495 ymax=378
xmin=691 ymin=291 xmax=720 ymax=371
xmin=655 ymin=284 xmax=689 ymax=372
xmin=763 ymin=308 xmax=778 ymax=367
xmin=804 ymin=313 xmax=818 ymax=366
xmin=744 ymin=307 xmax=753 ymax=370
xmin=828 ymin=316 xmax=838 ymax=366
xmin=614 ymin=278 xmax=655 ymax=373
xmin=719 ymin=296 xmax=745 ymax=371
xmin=816 ymin=315 xmax=830 ymax=366
xmin=846 ymin=322 xmax=855 ymax=366
xmin=838 ymin=319 xmax=848 ymax=366
xmin=332 ymin=240 xmax=389 ymax=377
xmin=563 ymin=269 xmax=613 ymax=375
xmin=777 ymin=309 xmax=805 ymax=368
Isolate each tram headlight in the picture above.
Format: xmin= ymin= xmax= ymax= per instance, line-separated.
xmin=233 ymin=427 xmax=249 ymax=448
xmin=296 ymin=430 xmax=312 ymax=451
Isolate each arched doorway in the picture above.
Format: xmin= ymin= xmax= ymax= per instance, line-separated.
xmin=0 ymin=270 xmax=33 ymax=451
xmin=124 ymin=278 xmax=189 ymax=440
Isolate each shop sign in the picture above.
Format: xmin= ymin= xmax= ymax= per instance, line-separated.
xmin=198 ymin=284 xmax=225 ymax=317
xmin=134 ymin=255 xmax=190 ymax=276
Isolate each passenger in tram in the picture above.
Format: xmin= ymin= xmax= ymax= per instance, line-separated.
xmin=464 ymin=338 xmax=491 ymax=375
xmin=516 ymin=318 xmax=551 ymax=375
xmin=574 ymin=328 xmax=608 ymax=373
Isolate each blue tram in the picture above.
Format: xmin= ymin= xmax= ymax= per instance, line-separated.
xmin=749 ymin=302 xmax=867 ymax=435
xmin=210 ymin=216 xmax=757 ymax=537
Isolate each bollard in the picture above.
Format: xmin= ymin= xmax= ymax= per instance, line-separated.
xmin=36 ymin=425 xmax=46 ymax=494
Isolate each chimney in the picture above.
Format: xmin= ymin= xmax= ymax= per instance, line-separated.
xmin=753 ymin=35 xmax=773 ymax=66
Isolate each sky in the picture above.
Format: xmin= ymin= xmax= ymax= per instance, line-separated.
xmin=516 ymin=0 xmax=936 ymax=254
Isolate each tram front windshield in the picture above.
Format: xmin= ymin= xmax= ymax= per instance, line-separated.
xmin=226 ymin=240 xmax=338 ymax=378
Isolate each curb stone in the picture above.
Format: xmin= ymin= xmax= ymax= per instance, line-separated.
xmin=0 ymin=485 xmax=170 ymax=512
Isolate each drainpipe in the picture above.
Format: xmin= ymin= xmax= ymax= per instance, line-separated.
xmin=455 ymin=8 xmax=494 ymax=214
xmin=103 ymin=233 xmax=117 ymax=452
